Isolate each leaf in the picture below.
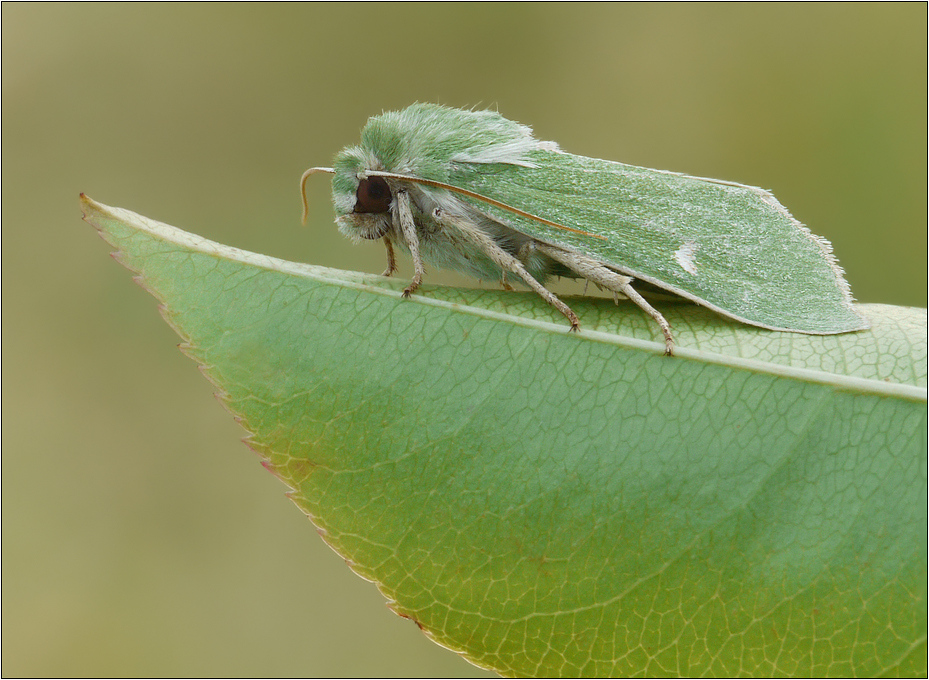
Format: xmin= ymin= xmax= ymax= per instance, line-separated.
xmin=82 ymin=195 xmax=927 ymax=677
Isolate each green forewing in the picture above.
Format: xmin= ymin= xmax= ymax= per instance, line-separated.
xmin=446 ymin=150 xmax=866 ymax=334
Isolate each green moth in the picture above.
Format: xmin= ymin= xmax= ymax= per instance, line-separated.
xmin=301 ymin=103 xmax=868 ymax=354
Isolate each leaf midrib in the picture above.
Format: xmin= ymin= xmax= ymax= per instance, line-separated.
xmin=83 ymin=197 xmax=928 ymax=402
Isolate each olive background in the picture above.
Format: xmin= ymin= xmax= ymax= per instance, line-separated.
xmin=2 ymin=5 xmax=925 ymax=677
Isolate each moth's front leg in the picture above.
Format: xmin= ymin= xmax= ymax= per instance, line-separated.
xmin=381 ymin=236 xmax=397 ymax=278
xmin=393 ymin=189 xmax=424 ymax=297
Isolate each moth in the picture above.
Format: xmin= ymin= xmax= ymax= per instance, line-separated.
xmin=300 ymin=103 xmax=868 ymax=354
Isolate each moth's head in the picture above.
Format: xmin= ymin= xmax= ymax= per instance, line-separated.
xmin=300 ymin=147 xmax=394 ymax=241
xmin=317 ymin=146 xmax=392 ymax=242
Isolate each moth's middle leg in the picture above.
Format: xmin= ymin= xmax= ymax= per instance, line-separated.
xmin=431 ymin=208 xmax=579 ymax=331
xmin=534 ymin=243 xmax=675 ymax=355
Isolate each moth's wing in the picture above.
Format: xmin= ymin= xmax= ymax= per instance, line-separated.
xmin=445 ymin=150 xmax=868 ymax=334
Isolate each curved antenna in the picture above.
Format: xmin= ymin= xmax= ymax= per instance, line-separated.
xmin=300 ymin=167 xmax=335 ymax=224
xmin=364 ymin=170 xmax=606 ymax=241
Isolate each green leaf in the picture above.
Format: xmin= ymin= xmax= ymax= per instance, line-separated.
xmin=82 ymin=195 xmax=927 ymax=677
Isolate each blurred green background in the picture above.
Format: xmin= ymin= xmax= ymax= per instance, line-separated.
xmin=2 ymin=4 xmax=925 ymax=677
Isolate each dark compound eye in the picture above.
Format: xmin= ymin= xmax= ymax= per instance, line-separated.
xmin=353 ymin=176 xmax=392 ymax=214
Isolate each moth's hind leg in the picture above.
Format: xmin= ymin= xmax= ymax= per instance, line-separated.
xmin=432 ymin=209 xmax=579 ymax=331
xmin=534 ymin=243 xmax=675 ymax=355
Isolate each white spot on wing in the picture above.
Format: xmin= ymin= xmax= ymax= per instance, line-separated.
xmin=674 ymin=240 xmax=699 ymax=275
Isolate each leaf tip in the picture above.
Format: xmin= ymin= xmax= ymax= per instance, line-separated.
xmin=79 ymin=192 xmax=99 ymax=217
